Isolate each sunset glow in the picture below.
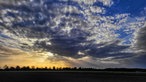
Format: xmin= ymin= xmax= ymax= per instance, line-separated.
xmin=0 ymin=0 xmax=146 ymax=68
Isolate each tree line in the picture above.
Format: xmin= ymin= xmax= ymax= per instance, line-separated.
xmin=0 ymin=65 xmax=146 ymax=72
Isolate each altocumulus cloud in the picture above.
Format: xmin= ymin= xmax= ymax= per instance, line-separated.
xmin=0 ymin=0 xmax=146 ymax=68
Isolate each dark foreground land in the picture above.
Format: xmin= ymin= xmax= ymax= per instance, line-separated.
xmin=0 ymin=71 xmax=146 ymax=82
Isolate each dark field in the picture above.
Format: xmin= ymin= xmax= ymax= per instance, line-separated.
xmin=0 ymin=71 xmax=146 ymax=82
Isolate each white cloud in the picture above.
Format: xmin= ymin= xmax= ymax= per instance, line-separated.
xmin=73 ymin=0 xmax=97 ymax=5
xmin=73 ymin=0 xmax=113 ymax=6
xmin=98 ymin=0 xmax=114 ymax=7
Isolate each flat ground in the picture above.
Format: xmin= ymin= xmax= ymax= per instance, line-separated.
xmin=0 ymin=71 xmax=146 ymax=82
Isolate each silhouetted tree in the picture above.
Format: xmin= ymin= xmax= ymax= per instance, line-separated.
xmin=53 ymin=66 xmax=55 ymax=70
xmin=3 ymin=65 xmax=9 ymax=70
xmin=9 ymin=66 xmax=15 ymax=70
xmin=16 ymin=66 xmax=20 ymax=70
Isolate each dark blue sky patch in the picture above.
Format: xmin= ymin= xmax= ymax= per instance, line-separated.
xmin=105 ymin=0 xmax=146 ymax=16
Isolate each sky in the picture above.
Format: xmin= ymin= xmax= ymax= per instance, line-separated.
xmin=0 ymin=0 xmax=146 ymax=68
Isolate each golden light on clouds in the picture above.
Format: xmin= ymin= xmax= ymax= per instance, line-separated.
xmin=0 ymin=46 xmax=70 ymax=68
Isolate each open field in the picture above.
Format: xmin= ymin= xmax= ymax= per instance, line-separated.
xmin=0 ymin=71 xmax=146 ymax=82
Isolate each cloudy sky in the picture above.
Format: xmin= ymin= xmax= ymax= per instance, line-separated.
xmin=0 ymin=0 xmax=146 ymax=68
